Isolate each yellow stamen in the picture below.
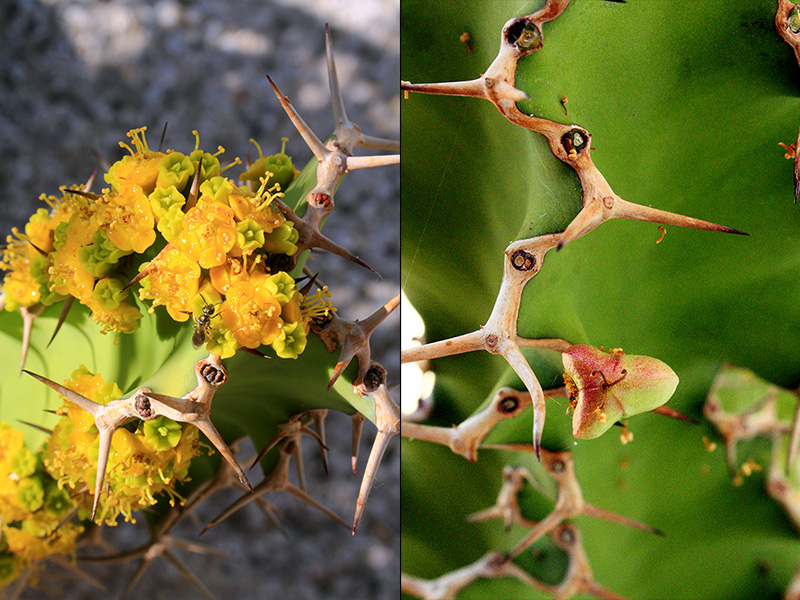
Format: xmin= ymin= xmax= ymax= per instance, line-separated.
xmin=220 ymin=157 xmax=243 ymax=174
xmin=302 ymin=285 xmax=336 ymax=319
xmin=249 ymin=138 xmax=264 ymax=158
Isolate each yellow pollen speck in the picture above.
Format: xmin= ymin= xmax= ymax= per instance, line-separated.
xmin=779 ymin=141 xmax=796 ymax=159
xmin=701 ymin=436 xmax=717 ymax=452
xmin=595 ymin=408 xmax=607 ymax=424
xmin=619 ymin=421 xmax=633 ymax=445
xmin=740 ymin=459 xmax=761 ymax=477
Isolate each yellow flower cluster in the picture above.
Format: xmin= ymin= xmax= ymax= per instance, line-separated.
xmin=0 ymin=423 xmax=83 ymax=589
xmin=42 ymin=367 xmax=201 ymax=526
xmin=0 ymin=127 xmax=334 ymax=358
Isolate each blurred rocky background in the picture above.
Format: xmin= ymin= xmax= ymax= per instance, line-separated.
xmin=0 ymin=0 xmax=399 ymax=597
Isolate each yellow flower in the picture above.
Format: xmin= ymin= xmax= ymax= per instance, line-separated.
xmin=205 ymin=327 xmax=239 ymax=359
xmin=4 ymin=520 xmax=82 ymax=563
xmin=41 ymin=369 xmax=200 ymax=526
xmin=173 ymin=199 xmax=236 ymax=269
xmin=208 ymin=255 xmax=269 ymax=296
xmin=156 ymin=152 xmax=194 ymax=191
xmin=23 ymin=208 xmax=56 ymax=254
xmin=87 ymin=296 xmax=143 ymax=335
xmin=67 ymin=366 xmax=125 ymax=405
xmin=0 ymin=267 xmax=40 ymax=311
xmin=49 ymin=237 xmax=94 ymax=304
xmin=138 ymin=246 xmax=201 ymax=322
xmin=281 ymin=291 xmax=303 ymax=327
xmin=221 ymin=280 xmax=284 ymax=348
xmin=228 ymin=184 xmax=284 ymax=234
xmin=0 ymin=424 xmax=25 ymax=465
xmin=104 ymin=185 xmax=157 ymax=254
xmin=104 ymin=127 xmax=163 ymax=195
xmin=266 ymin=271 xmax=295 ymax=304
xmin=0 ymin=234 xmax=47 ymax=311
xmin=262 ymin=220 xmax=299 ymax=256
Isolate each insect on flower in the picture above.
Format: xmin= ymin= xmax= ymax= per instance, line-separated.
xmin=190 ymin=297 xmax=224 ymax=349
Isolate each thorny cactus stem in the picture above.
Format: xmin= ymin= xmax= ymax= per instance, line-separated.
xmin=402 ymin=382 xmax=689 ymax=463
xmin=258 ymin=25 xmax=402 ymax=275
xmin=403 ymin=0 xmax=800 ymax=597
xmin=248 ymin=411 xmax=327 ymax=471
xmin=323 ymin=25 xmax=400 ymax=154
xmin=464 ymin=465 xmax=541 ymax=530
xmin=401 ymin=0 xmax=745 ymax=462
xmin=400 ymin=551 xmax=551 ymax=600
xmin=265 ymin=26 xmax=399 ymax=250
xmin=496 ymin=112 xmax=746 ymax=249
xmin=703 ymin=365 xmax=795 ymax=474
xmin=19 ymin=304 xmax=44 ymax=373
xmin=768 ymin=435 xmax=800 ymax=534
xmin=481 ymin=447 xmax=662 ymax=562
xmin=400 ymin=0 xmax=570 ymax=113
xmin=401 ymin=233 xmax=570 ymax=458
xmin=703 ymin=366 xmax=800 ymax=596
xmin=25 ymin=354 xmax=250 ymax=522
xmin=403 ymin=0 xmax=746 ymax=251
xmin=402 ymin=462 xmax=637 ymax=600
xmin=352 ymin=362 xmax=400 ymax=534
xmin=400 ymin=230 xmax=686 ymax=457
xmin=202 ymin=436 xmax=348 ymax=535
xmin=179 ymin=437 xmax=288 ymax=536
xmin=314 ymin=292 xmax=401 ymax=389
xmin=350 ymin=411 xmax=367 ymax=474
xmin=401 ymin=386 xmax=565 ymax=462
xmin=85 ymin=505 xmax=228 ymax=600
xmin=548 ymin=522 xmax=627 ymax=600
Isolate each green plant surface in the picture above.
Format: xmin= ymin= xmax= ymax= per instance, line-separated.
xmin=401 ymin=0 xmax=800 ymax=598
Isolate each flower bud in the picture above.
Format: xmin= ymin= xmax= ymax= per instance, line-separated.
xmin=562 ymin=345 xmax=679 ymax=439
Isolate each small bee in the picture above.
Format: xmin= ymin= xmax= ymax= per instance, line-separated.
xmin=190 ymin=299 xmax=223 ymax=349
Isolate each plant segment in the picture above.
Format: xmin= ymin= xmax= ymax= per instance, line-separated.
xmin=0 ymin=25 xmax=398 ymax=596
xmin=402 ymin=0 xmax=800 ymax=598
